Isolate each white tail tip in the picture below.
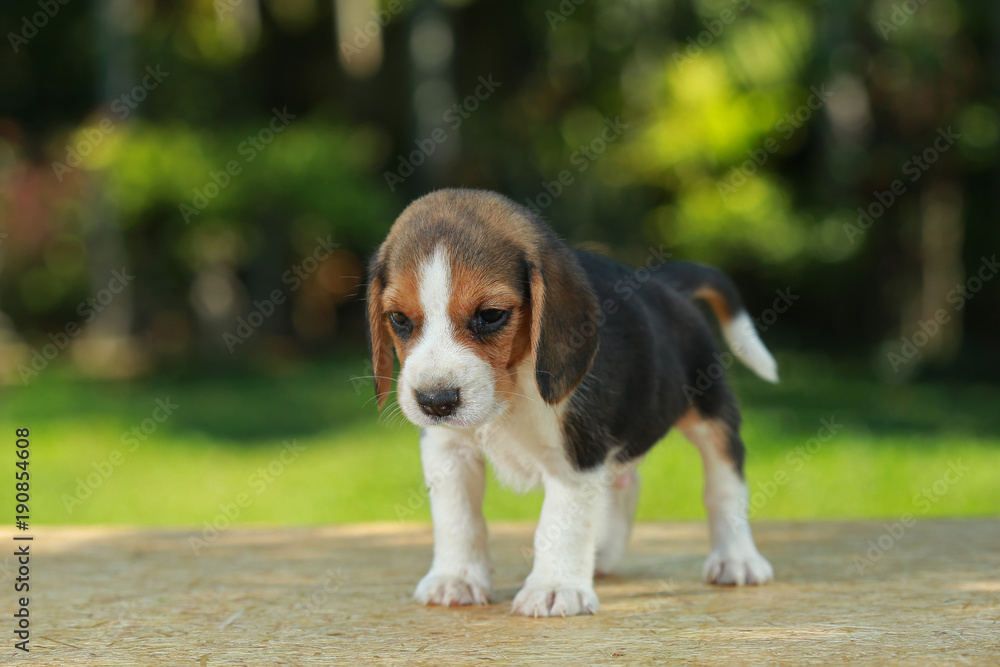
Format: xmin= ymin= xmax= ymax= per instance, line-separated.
xmin=722 ymin=311 xmax=779 ymax=383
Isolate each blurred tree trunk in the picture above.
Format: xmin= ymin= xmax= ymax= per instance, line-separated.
xmin=77 ymin=0 xmax=138 ymax=377
xmin=408 ymin=0 xmax=457 ymax=194
xmin=910 ymin=182 xmax=964 ymax=365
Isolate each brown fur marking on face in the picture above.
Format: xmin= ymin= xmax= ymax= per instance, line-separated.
xmin=372 ymin=189 xmax=543 ymax=399
xmin=448 ymin=259 xmax=532 ymax=396
xmin=371 ymin=188 xmax=599 ymax=407
xmin=366 ymin=248 xmax=394 ymax=408
xmin=379 ymin=189 xmax=543 ymax=283
xmin=380 ymin=262 xmax=424 ymax=365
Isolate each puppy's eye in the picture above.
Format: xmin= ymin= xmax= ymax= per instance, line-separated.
xmin=472 ymin=309 xmax=509 ymax=335
xmin=388 ymin=312 xmax=410 ymax=327
xmin=478 ymin=309 xmax=506 ymax=324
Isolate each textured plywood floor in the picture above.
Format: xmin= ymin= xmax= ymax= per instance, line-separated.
xmin=2 ymin=520 xmax=999 ymax=665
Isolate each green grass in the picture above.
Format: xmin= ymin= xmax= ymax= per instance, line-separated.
xmin=4 ymin=351 xmax=998 ymax=527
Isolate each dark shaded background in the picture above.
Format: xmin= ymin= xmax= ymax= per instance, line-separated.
xmin=1 ymin=0 xmax=998 ymax=386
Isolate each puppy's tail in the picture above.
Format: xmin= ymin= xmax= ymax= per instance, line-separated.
xmin=659 ymin=262 xmax=779 ymax=383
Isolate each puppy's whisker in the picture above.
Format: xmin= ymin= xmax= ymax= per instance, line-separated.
xmin=363 ymin=391 xmax=396 ymax=408
xmin=495 ymin=390 xmax=539 ymax=405
xmin=377 ymin=404 xmax=403 ymax=425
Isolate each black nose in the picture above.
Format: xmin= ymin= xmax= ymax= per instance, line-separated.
xmin=416 ymin=389 xmax=461 ymax=417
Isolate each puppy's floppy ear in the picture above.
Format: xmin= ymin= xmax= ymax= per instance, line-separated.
xmin=527 ymin=238 xmax=600 ymax=404
xmin=365 ymin=245 xmax=393 ymax=408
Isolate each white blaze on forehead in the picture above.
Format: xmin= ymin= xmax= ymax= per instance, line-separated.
xmin=418 ymin=245 xmax=454 ymax=343
xmin=398 ymin=243 xmax=499 ymax=427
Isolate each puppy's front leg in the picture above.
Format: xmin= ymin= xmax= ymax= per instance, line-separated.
xmin=513 ymin=472 xmax=602 ymax=617
xmin=414 ymin=428 xmax=492 ymax=606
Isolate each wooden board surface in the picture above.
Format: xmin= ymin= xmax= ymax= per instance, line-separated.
xmin=3 ymin=519 xmax=999 ymax=665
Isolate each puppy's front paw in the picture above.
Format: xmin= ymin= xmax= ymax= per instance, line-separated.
xmin=414 ymin=570 xmax=492 ymax=607
xmin=704 ymin=548 xmax=774 ymax=586
xmin=512 ymin=584 xmax=599 ymax=617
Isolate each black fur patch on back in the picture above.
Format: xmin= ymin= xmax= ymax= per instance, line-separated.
xmin=557 ymin=250 xmax=747 ymax=472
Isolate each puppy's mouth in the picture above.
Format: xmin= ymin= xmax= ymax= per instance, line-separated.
xmin=421 ymin=413 xmax=473 ymax=428
xmin=405 ymin=408 xmax=488 ymax=430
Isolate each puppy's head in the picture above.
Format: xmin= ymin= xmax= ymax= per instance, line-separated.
xmin=366 ymin=189 xmax=599 ymax=429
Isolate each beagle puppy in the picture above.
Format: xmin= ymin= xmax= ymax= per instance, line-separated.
xmin=366 ymin=189 xmax=776 ymax=617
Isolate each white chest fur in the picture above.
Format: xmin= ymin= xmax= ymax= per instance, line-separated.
xmin=472 ymin=360 xmax=573 ymax=492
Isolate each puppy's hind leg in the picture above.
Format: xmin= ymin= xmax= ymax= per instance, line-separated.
xmin=678 ymin=409 xmax=773 ymax=586
xmin=594 ymin=467 xmax=640 ymax=576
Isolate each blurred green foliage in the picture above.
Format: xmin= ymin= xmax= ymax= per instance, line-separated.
xmin=1 ymin=0 xmax=998 ymax=379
